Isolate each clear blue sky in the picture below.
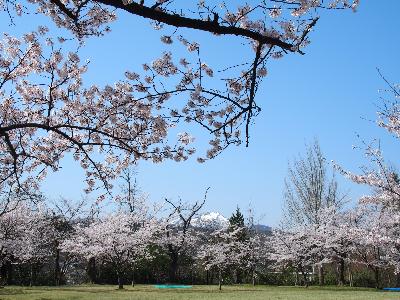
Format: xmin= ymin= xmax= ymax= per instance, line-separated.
xmin=2 ymin=2 xmax=400 ymax=225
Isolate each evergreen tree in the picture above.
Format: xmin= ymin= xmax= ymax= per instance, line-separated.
xmin=229 ymin=207 xmax=245 ymax=228
xmin=228 ymin=207 xmax=247 ymax=284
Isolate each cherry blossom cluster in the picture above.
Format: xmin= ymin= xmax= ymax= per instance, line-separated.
xmin=61 ymin=211 xmax=158 ymax=275
xmin=333 ymin=79 xmax=400 ymax=274
xmin=0 ymin=30 xmax=197 ymax=198
xmin=0 ymin=201 xmax=58 ymax=269
xmin=271 ymin=203 xmax=399 ymax=285
xmin=0 ymin=0 xmax=360 ymax=181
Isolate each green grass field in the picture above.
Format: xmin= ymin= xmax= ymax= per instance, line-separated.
xmin=0 ymin=285 xmax=398 ymax=300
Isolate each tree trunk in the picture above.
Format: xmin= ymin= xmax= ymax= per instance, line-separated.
xmin=0 ymin=260 xmax=12 ymax=286
xmin=206 ymin=270 xmax=209 ymax=285
xmin=337 ymin=259 xmax=345 ymax=286
xmin=0 ymin=261 xmax=5 ymax=287
xmin=318 ymin=265 xmax=325 ymax=286
xmin=54 ymin=248 xmax=60 ymax=286
xmin=348 ymin=264 xmax=353 ymax=287
xmin=374 ymin=267 xmax=380 ymax=289
xmin=252 ymin=269 xmax=256 ymax=286
xmin=218 ymin=269 xmax=222 ymax=291
xmin=87 ymin=257 xmax=96 ymax=284
xmin=29 ymin=263 xmax=33 ymax=287
xmin=6 ymin=261 xmax=13 ymax=286
xmin=131 ymin=263 xmax=135 ymax=287
xmin=168 ymin=252 xmax=179 ymax=283
xmin=302 ymin=270 xmax=308 ymax=288
xmin=117 ymin=272 xmax=124 ymax=289
xmin=235 ymin=269 xmax=242 ymax=284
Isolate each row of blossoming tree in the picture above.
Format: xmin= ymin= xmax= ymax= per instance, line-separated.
xmin=0 ymin=186 xmax=265 ymax=289
xmin=0 ymin=182 xmax=399 ymax=289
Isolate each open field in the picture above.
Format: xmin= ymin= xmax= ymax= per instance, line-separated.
xmin=0 ymin=285 xmax=398 ymax=300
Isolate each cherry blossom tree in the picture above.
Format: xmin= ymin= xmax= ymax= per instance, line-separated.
xmin=48 ymin=197 xmax=87 ymax=285
xmin=12 ymin=206 xmax=55 ymax=286
xmin=271 ymin=225 xmax=320 ymax=287
xmin=273 ymin=204 xmax=363 ymax=287
xmin=335 ymin=74 xmax=400 ymax=287
xmin=316 ymin=206 xmax=355 ymax=286
xmin=0 ymin=201 xmax=55 ymax=286
xmin=197 ymin=226 xmax=247 ymax=290
xmin=351 ymin=205 xmax=393 ymax=288
xmin=0 ymin=1 xmax=359 ymax=198
xmin=0 ymin=202 xmax=29 ymax=274
xmin=157 ymin=190 xmax=208 ymax=283
xmin=242 ymin=234 xmax=268 ymax=286
xmin=62 ymin=210 xmax=156 ymax=289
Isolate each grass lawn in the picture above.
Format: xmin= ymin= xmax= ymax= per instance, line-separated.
xmin=0 ymin=285 xmax=398 ymax=300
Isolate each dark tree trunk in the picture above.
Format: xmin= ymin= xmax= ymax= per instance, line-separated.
xmin=97 ymin=261 xmax=102 ymax=284
xmin=6 ymin=261 xmax=13 ymax=285
xmin=29 ymin=263 xmax=34 ymax=287
xmin=168 ymin=252 xmax=179 ymax=283
xmin=131 ymin=264 xmax=135 ymax=287
xmin=234 ymin=269 xmax=242 ymax=284
xmin=218 ymin=269 xmax=222 ymax=291
xmin=337 ymin=259 xmax=345 ymax=286
xmin=206 ymin=270 xmax=209 ymax=285
xmin=87 ymin=257 xmax=96 ymax=284
xmin=54 ymin=248 xmax=61 ymax=286
xmin=117 ymin=272 xmax=124 ymax=289
xmin=374 ymin=267 xmax=380 ymax=289
xmin=0 ymin=260 xmax=12 ymax=286
xmin=318 ymin=265 xmax=325 ymax=286
xmin=0 ymin=263 xmax=5 ymax=286
xmin=302 ymin=270 xmax=308 ymax=288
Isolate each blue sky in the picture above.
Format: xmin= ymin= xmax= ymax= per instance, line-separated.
xmin=2 ymin=2 xmax=400 ymax=225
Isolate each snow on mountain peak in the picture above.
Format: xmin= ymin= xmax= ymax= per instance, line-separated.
xmin=191 ymin=212 xmax=229 ymax=229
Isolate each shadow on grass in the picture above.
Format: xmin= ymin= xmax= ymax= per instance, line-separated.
xmin=0 ymin=288 xmax=40 ymax=296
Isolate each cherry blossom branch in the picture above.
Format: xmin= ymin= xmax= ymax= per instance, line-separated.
xmin=96 ymin=0 xmax=295 ymax=51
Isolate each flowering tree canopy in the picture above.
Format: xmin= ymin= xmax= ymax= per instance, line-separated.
xmin=62 ymin=210 xmax=157 ymax=288
xmin=336 ymin=76 xmax=400 ymax=284
xmin=0 ymin=0 xmax=360 ymax=197
xmin=197 ymin=226 xmax=247 ymax=289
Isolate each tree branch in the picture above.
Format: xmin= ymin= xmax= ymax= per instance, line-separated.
xmin=86 ymin=0 xmax=295 ymax=51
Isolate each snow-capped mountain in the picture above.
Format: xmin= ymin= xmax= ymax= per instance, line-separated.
xmin=170 ymin=211 xmax=271 ymax=232
xmin=191 ymin=212 xmax=229 ymax=229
